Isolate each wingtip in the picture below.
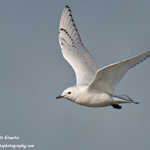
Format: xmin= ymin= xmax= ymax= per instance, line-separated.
xmin=65 ymin=5 xmax=71 ymax=11
xmin=65 ymin=5 xmax=70 ymax=8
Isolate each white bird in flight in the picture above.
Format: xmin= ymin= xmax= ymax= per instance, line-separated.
xmin=56 ymin=5 xmax=150 ymax=109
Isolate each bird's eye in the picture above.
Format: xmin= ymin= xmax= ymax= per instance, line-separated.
xmin=68 ymin=91 xmax=71 ymax=94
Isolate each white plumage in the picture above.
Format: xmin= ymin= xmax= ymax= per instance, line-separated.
xmin=89 ymin=50 xmax=150 ymax=94
xmin=59 ymin=5 xmax=97 ymax=85
xmin=57 ymin=5 xmax=150 ymax=109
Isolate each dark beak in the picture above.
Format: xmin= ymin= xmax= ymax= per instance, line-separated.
xmin=56 ymin=95 xmax=63 ymax=99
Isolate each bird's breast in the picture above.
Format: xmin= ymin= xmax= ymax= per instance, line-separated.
xmin=75 ymin=92 xmax=112 ymax=107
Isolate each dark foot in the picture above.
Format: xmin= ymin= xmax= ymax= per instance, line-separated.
xmin=112 ymin=104 xmax=122 ymax=109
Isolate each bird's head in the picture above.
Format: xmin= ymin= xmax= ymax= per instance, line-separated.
xmin=56 ymin=86 xmax=78 ymax=102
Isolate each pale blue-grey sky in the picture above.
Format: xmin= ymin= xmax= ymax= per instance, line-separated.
xmin=0 ymin=0 xmax=150 ymax=149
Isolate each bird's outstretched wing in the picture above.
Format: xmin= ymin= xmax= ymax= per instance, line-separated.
xmin=58 ymin=5 xmax=97 ymax=85
xmin=88 ymin=50 xmax=150 ymax=93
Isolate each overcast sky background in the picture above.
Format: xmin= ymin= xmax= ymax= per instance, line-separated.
xmin=0 ymin=0 xmax=150 ymax=149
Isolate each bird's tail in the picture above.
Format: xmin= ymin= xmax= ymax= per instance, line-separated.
xmin=111 ymin=94 xmax=139 ymax=104
xmin=120 ymin=95 xmax=139 ymax=104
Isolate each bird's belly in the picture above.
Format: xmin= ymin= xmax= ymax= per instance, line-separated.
xmin=75 ymin=93 xmax=112 ymax=107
